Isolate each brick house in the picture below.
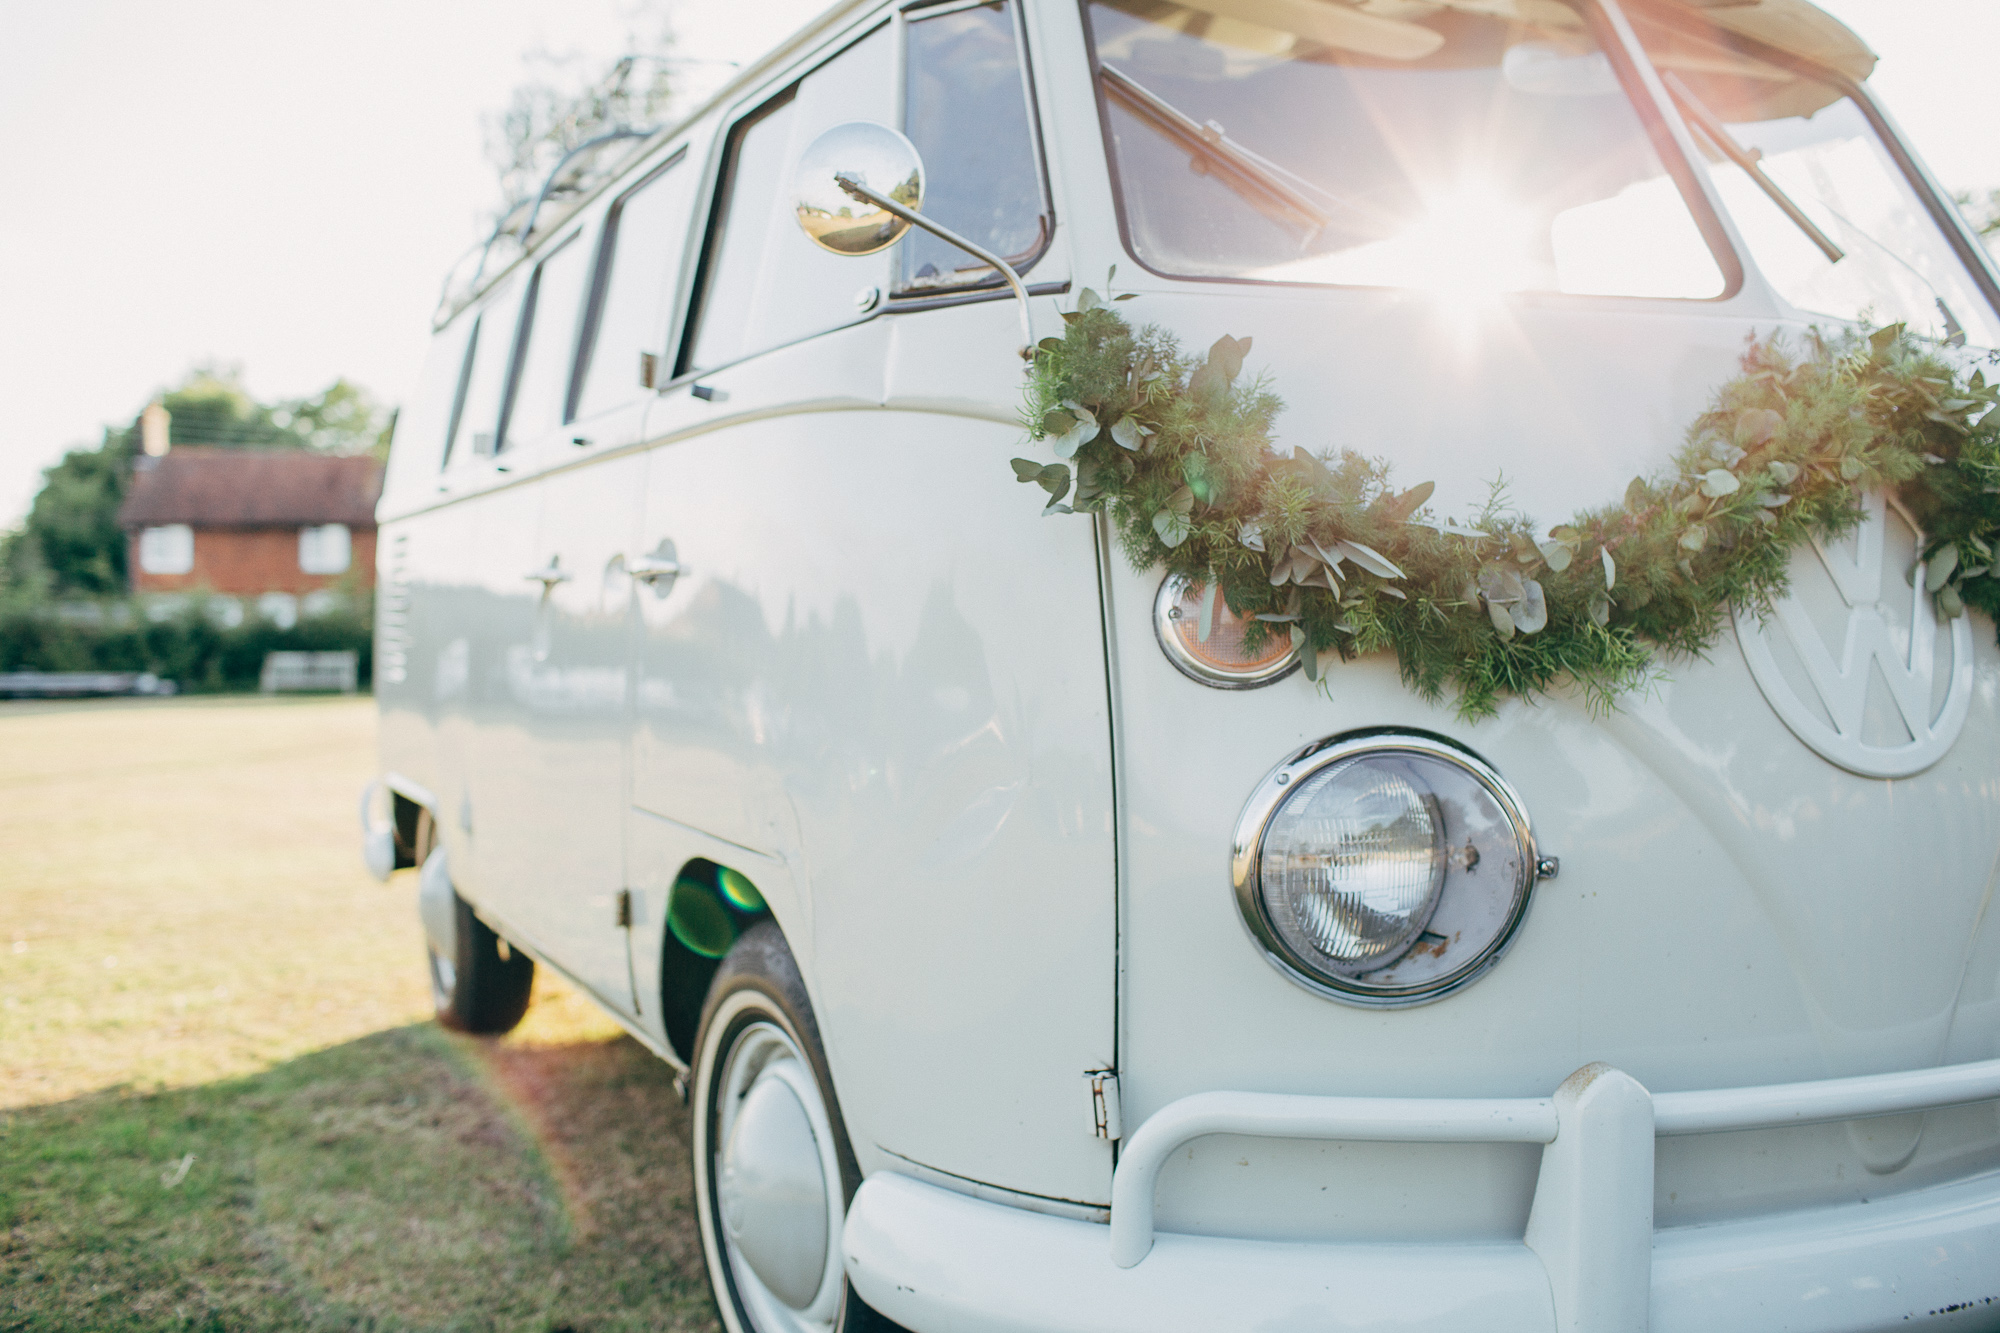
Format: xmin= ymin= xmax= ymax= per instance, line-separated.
xmin=117 ymin=447 xmax=383 ymax=626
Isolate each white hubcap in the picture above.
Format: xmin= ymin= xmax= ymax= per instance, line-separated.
xmin=710 ymin=1018 xmax=845 ymax=1332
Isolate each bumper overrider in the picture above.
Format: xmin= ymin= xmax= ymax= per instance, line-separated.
xmin=844 ymin=1059 xmax=2000 ymax=1333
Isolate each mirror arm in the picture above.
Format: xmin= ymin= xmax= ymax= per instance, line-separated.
xmin=836 ymin=175 xmax=1034 ymax=360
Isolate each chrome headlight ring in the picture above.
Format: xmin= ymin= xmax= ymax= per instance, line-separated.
xmin=1232 ymin=731 xmax=1546 ymax=1009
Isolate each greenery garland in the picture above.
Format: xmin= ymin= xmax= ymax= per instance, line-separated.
xmin=1013 ymin=281 xmax=2000 ymax=719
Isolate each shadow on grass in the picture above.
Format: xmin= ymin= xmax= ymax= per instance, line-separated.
xmin=0 ymin=1024 xmax=718 ymax=1333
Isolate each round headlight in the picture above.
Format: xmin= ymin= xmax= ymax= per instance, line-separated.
xmin=1155 ymin=574 xmax=1298 ymax=688
xmin=1233 ymin=733 xmax=1542 ymax=1007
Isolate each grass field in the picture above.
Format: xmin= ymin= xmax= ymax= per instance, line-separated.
xmin=0 ymin=696 xmax=720 ymax=1332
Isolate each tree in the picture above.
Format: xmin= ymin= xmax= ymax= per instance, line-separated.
xmin=0 ymin=425 xmax=136 ymax=598
xmin=482 ymin=5 xmax=679 ymax=223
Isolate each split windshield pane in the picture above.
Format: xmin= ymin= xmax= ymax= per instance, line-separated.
xmin=1085 ymin=0 xmax=1725 ymax=299
xmin=1629 ymin=12 xmax=2000 ymax=348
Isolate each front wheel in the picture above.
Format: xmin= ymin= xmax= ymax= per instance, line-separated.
xmin=690 ymin=922 xmax=899 ymax=1333
xmin=413 ymin=811 xmax=534 ymax=1035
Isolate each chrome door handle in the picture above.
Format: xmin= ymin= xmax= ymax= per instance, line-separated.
xmin=627 ymin=557 xmax=684 ymax=583
xmin=525 ymin=561 xmax=572 ymax=587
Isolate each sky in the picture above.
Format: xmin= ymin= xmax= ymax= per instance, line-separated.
xmin=0 ymin=0 xmax=1995 ymax=528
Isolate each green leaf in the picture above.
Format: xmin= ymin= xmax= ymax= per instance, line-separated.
xmin=1077 ymin=288 xmax=1101 ymax=312
xmin=1037 ymin=336 xmax=1065 ymax=353
xmin=1153 ymin=501 xmax=1192 ymax=548
xmin=1198 ymin=579 xmax=1218 ymax=643
xmin=1009 ymin=457 xmax=1044 ymax=483
xmin=1040 ymin=408 xmax=1077 ymax=438
xmin=1699 ymin=468 xmax=1740 ymax=498
xmin=1767 ymin=459 xmax=1800 ymax=486
xmin=1165 ymin=484 xmax=1194 ymax=515
xmin=1679 ymin=524 xmax=1709 ymax=553
xmin=1939 ymin=584 xmax=1966 ymax=619
xmin=1601 ymin=547 xmax=1616 ymax=590
xmin=1538 ymin=542 xmax=1573 ymax=573
xmin=1588 ymin=592 xmax=1611 ymax=628
xmin=1239 ymin=520 xmax=1266 ymax=552
xmin=1486 ymin=596 xmax=1517 ymax=640
xmin=1050 ymin=404 xmax=1100 ymax=459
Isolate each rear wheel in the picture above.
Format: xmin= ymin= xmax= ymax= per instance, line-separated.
xmin=413 ymin=810 xmax=534 ymax=1035
xmin=691 ymin=922 xmax=901 ymax=1333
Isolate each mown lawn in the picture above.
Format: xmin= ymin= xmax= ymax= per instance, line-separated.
xmin=0 ymin=696 xmax=719 ymax=1332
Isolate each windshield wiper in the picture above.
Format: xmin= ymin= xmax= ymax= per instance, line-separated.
xmin=1662 ymin=70 xmax=1846 ymax=265
xmin=1099 ymin=62 xmax=1343 ymax=242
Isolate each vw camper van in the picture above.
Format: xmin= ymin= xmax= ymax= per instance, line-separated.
xmin=365 ymin=1 xmax=2000 ymax=1328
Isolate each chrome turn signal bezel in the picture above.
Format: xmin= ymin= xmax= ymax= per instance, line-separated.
xmin=1153 ymin=573 xmax=1300 ymax=689
xmin=1232 ymin=731 xmax=1542 ymax=1009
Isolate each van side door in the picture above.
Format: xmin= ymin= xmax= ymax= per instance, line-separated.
xmin=498 ymin=142 xmax=710 ymax=1017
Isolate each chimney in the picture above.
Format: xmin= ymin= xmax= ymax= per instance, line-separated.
xmin=141 ymin=401 xmax=171 ymax=457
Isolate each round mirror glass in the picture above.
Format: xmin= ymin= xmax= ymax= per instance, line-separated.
xmin=793 ymin=122 xmax=925 ymax=257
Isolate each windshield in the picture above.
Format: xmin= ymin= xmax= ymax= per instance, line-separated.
xmin=1085 ymin=0 xmax=1726 ymax=299
xmin=1630 ymin=10 xmax=2000 ymax=348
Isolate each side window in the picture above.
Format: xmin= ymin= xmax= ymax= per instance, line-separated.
xmin=391 ymin=318 xmax=475 ymax=480
xmin=681 ymin=23 xmax=897 ymax=375
xmin=900 ymin=0 xmax=1048 ymax=293
xmin=445 ymin=276 xmax=525 ymax=465
xmin=572 ymin=147 xmax=700 ymax=421
xmin=497 ymin=231 xmax=592 ymax=453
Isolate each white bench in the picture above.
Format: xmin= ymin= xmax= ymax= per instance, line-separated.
xmin=259 ymin=651 xmax=358 ymax=694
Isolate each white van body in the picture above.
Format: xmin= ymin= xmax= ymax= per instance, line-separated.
xmin=371 ymin=1 xmax=2000 ymax=1328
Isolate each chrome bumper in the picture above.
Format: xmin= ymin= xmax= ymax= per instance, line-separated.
xmin=845 ymin=1057 xmax=2000 ymax=1333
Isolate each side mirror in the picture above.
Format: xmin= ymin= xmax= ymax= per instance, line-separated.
xmin=792 ymin=120 xmax=1035 ymax=359
xmin=793 ymin=122 xmax=926 ymax=257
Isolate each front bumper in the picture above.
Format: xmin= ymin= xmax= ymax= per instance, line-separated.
xmin=843 ymin=1058 xmax=2000 ymax=1333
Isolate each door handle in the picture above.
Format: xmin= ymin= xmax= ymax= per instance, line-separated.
xmin=627 ymin=556 xmax=683 ymax=582
xmin=525 ymin=560 xmax=572 ymax=587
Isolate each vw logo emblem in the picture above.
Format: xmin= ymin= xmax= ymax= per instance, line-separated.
xmin=1734 ymin=491 xmax=1973 ymax=778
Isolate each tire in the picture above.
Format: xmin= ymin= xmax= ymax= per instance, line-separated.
xmin=413 ymin=809 xmax=534 ymax=1035
xmin=691 ymin=922 xmax=905 ymax=1333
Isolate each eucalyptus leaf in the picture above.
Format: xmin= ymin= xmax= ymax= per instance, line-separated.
xmin=1537 ymin=542 xmax=1573 ymax=573
xmin=1734 ymin=407 xmax=1784 ymax=447
xmin=1679 ymin=524 xmax=1708 ymax=553
xmin=1588 ymin=592 xmax=1611 ymax=628
xmin=1198 ymin=579 xmax=1218 ymax=643
xmin=1077 ymin=288 xmax=1100 ymax=313
xmin=1380 ymin=480 xmax=1435 ymax=524
xmin=1699 ymin=468 xmax=1740 ymax=498
xmin=1478 ymin=563 xmax=1525 ymax=604
xmin=1511 ymin=579 xmax=1548 ymax=634
xmin=1334 ymin=539 xmax=1405 ymax=580
xmin=1927 ymin=543 xmax=1960 ymax=588
xmin=1239 ymin=520 xmax=1266 ymax=552
xmin=1110 ymin=414 xmax=1150 ymax=450
xmin=1600 ymin=547 xmax=1616 ymax=590
xmin=1009 ymin=457 xmax=1044 ymax=483
xmin=1939 ymin=584 xmax=1967 ymax=619
xmin=1486 ymin=596 xmax=1517 ymax=639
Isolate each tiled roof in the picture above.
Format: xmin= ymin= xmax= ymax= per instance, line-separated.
xmin=118 ymin=447 xmax=382 ymax=529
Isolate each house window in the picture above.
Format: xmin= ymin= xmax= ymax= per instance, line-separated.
xmin=137 ymin=524 xmax=195 ymax=575
xmin=299 ymin=524 xmax=352 ymax=575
